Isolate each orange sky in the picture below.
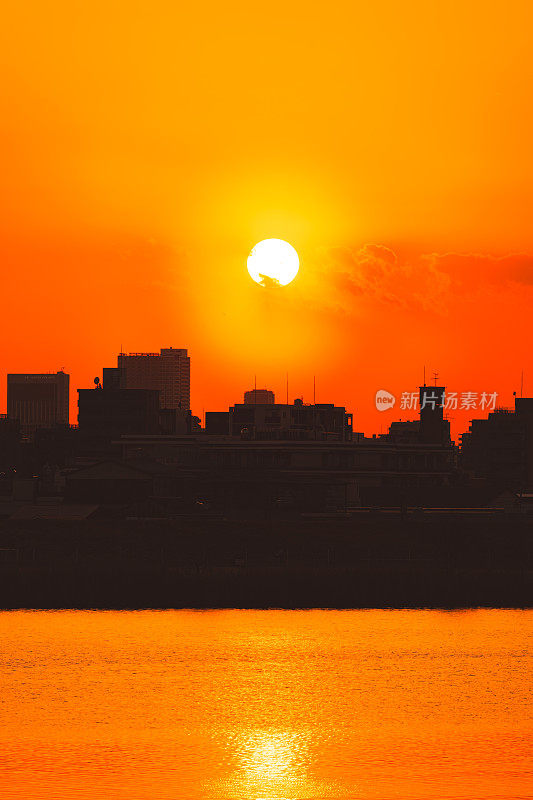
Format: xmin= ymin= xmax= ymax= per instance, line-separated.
xmin=1 ymin=1 xmax=532 ymax=437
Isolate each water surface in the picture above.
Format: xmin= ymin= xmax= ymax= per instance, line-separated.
xmin=0 ymin=610 xmax=531 ymax=799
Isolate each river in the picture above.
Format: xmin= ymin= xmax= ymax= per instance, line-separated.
xmin=0 ymin=609 xmax=531 ymax=799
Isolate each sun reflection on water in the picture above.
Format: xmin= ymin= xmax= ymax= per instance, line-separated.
xmin=1 ymin=611 xmax=531 ymax=800
xmin=209 ymin=728 xmax=346 ymax=800
xmin=241 ymin=730 xmax=304 ymax=782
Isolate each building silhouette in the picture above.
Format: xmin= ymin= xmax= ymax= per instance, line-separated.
xmin=0 ymin=414 xmax=20 ymax=476
xmin=102 ymin=366 xmax=122 ymax=390
xmin=244 ymin=389 xmax=275 ymax=405
xmin=419 ymin=385 xmax=450 ymax=444
xmin=7 ymin=371 xmax=69 ymax=434
xmin=115 ymin=348 xmax=190 ymax=410
xmin=78 ymin=388 xmax=161 ymax=439
xmin=3 ymin=353 xmax=532 ymax=517
xmin=206 ymin=398 xmax=352 ymax=440
xmin=381 ymin=385 xmax=451 ymax=446
xmin=113 ymin=426 xmax=458 ymax=513
xmin=460 ymin=397 xmax=533 ymax=491
xmin=218 ymin=398 xmax=353 ymax=441
xmin=77 ymin=384 xmax=200 ymax=457
xmin=205 ymin=411 xmax=231 ymax=435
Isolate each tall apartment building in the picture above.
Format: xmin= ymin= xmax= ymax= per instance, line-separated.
xmin=7 ymin=371 xmax=69 ymax=433
xmin=419 ymin=384 xmax=451 ymax=444
xmin=117 ymin=348 xmax=190 ymax=411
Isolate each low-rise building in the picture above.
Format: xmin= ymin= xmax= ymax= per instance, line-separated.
xmin=229 ymin=398 xmax=353 ymax=441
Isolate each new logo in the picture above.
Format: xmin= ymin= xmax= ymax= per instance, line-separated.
xmin=375 ymin=389 xmax=396 ymax=411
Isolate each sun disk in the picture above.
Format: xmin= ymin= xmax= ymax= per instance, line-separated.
xmin=247 ymin=239 xmax=299 ymax=287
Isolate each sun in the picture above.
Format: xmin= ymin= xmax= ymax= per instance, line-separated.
xmin=247 ymin=238 xmax=299 ymax=287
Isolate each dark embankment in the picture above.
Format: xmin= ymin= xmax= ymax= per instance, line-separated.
xmin=0 ymin=513 xmax=531 ymax=608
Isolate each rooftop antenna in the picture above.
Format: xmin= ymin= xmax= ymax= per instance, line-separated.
xmin=286 ymin=372 xmax=289 ymax=405
xmin=312 ymin=376 xmax=317 ymax=437
xmin=254 ymin=374 xmax=257 ymax=404
xmin=433 ymin=370 xmax=438 ymax=387
xmin=423 ymin=365 xmax=426 ymax=386
xmin=520 ymin=370 xmax=524 ymax=398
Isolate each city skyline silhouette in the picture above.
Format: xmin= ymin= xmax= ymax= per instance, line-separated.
xmin=0 ymin=4 xmax=531 ymax=799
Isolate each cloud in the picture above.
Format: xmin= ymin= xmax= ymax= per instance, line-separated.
xmin=320 ymin=243 xmax=449 ymax=313
xmin=314 ymin=245 xmax=533 ymax=315
xmin=422 ymin=252 xmax=533 ymax=289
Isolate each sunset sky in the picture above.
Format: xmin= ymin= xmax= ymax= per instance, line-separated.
xmin=1 ymin=1 xmax=532 ymax=436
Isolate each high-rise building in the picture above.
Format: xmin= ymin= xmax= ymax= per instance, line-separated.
xmin=7 ymin=371 xmax=69 ymax=433
xmin=244 ymin=389 xmax=275 ymax=405
xmin=116 ymin=348 xmax=190 ymax=410
xmin=419 ymin=385 xmax=450 ymax=444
